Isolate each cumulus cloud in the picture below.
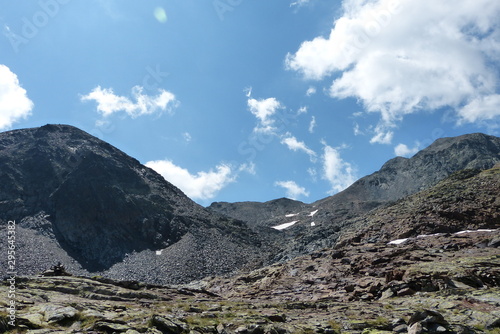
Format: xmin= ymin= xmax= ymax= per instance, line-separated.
xmin=394 ymin=143 xmax=420 ymax=157
xmin=275 ymin=180 xmax=310 ymax=200
xmin=145 ymin=160 xmax=237 ymax=201
xmin=247 ymin=97 xmax=283 ymax=133
xmin=81 ymin=85 xmax=178 ymax=118
xmin=286 ymin=0 xmax=500 ymax=142
xmin=321 ymin=143 xmax=357 ymax=194
xmin=0 ymin=65 xmax=33 ymax=130
xmin=281 ymin=133 xmax=317 ymax=161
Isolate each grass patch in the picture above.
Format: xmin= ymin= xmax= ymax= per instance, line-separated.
xmin=328 ymin=319 xmax=343 ymax=334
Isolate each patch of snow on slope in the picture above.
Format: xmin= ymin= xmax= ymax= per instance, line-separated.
xmin=388 ymin=229 xmax=498 ymax=245
xmin=388 ymin=238 xmax=409 ymax=245
xmin=309 ymin=210 xmax=319 ymax=217
xmin=272 ymin=221 xmax=299 ymax=230
xmin=454 ymin=229 xmax=496 ymax=235
xmin=285 ymin=213 xmax=299 ymax=217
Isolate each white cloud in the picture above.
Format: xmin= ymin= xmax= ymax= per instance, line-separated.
xmin=297 ymin=106 xmax=308 ymax=114
xmin=306 ymin=86 xmax=317 ymax=96
xmin=183 ymin=132 xmax=192 ymax=143
xmin=247 ymin=97 xmax=283 ymax=133
xmin=81 ymin=85 xmax=178 ymax=118
xmin=307 ymin=167 xmax=317 ymax=181
xmin=394 ymin=143 xmax=419 ymax=157
xmin=145 ymin=160 xmax=237 ymax=201
xmin=458 ymin=94 xmax=500 ymax=124
xmin=239 ymin=161 xmax=256 ymax=175
xmin=286 ymin=0 xmax=500 ymax=140
xmin=309 ymin=116 xmax=317 ymax=133
xmin=275 ymin=180 xmax=310 ymax=200
xmin=322 ymin=143 xmax=357 ymax=194
xmin=0 ymin=65 xmax=33 ymax=130
xmin=290 ymin=0 xmax=311 ymax=8
xmin=353 ymin=123 xmax=363 ymax=136
xmin=244 ymin=86 xmax=253 ymax=98
xmin=369 ymin=128 xmax=393 ymax=145
xmin=281 ymin=133 xmax=317 ymax=161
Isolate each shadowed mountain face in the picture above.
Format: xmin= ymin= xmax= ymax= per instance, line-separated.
xmin=0 ymin=124 xmax=263 ymax=282
xmin=209 ymin=133 xmax=500 ymax=260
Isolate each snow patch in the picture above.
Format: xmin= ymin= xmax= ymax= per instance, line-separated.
xmin=273 ymin=221 xmax=299 ymax=230
xmin=417 ymin=233 xmax=444 ymax=238
xmin=285 ymin=213 xmax=299 ymax=218
xmin=155 ymin=250 xmax=163 ymax=255
xmin=388 ymin=238 xmax=409 ymax=245
xmin=454 ymin=229 xmax=496 ymax=235
xmin=309 ymin=210 xmax=319 ymax=217
xmin=311 ymin=222 xmax=316 ymax=227
xmin=388 ymin=229 xmax=498 ymax=245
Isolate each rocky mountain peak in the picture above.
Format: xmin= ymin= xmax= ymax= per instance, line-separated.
xmin=0 ymin=124 xmax=263 ymax=282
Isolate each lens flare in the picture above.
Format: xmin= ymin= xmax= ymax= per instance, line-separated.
xmin=154 ymin=7 xmax=167 ymax=23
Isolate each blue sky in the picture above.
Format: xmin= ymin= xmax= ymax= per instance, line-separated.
xmin=1 ymin=0 xmax=500 ymax=205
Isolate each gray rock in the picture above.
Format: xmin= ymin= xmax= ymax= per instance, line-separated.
xmin=408 ymin=322 xmax=424 ymax=334
xmin=393 ymin=324 xmax=408 ymax=333
xmin=150 ymin=315 xmax=188 ymax=334
xmin=41 ymin=305 xmax=77 ymax=323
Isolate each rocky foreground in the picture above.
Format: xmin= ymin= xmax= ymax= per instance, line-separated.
xmin=2 ymin=229 xmax=499 ymax=334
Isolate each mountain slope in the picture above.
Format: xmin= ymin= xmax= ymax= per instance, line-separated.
xmin=203 ymin=166 xmax=500 ymax=304
xmin=0 ymin=124 xmax=265 ymax=283
xmin=208 ymin=198 xmax=309 ymax=229
xmin=337 ymin=166 xmax=500 ymax=245
xmin=209 ymin=133 xmax=500 ymax=261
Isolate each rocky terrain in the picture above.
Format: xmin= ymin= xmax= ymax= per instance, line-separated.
xmin=210 ymin=133 xmax=500 ymax=261
xmin=1 ymin=228 xmax=499 ymax=333
xmin=0 ymin=125 xmax=268 ymax=284
xmin=1 ymin=126 xmax=500 ymax=333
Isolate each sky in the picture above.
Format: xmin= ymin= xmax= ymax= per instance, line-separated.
xmin=1 ymin=0 xmax=500 ymax=206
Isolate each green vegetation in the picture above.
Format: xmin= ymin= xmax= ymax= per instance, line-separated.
xmin=327 ymin=319 xmax=343 ymax=334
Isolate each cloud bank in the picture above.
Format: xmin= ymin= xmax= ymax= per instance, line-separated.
xmin=0 ymin=65 xmax=33 ymax=130
xmin=286 ymin=0 xmax=500 ymax=142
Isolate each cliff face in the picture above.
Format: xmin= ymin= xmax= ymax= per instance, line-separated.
xmin=0 ymin=124 xmax=263 ymax=282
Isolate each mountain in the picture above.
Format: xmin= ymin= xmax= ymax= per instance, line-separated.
xmin=1 ymin=126 xmax=499 ymax=285
xmin=209 ymin=133 xmax=500 ymax=260
xmin=0 ymin=124 xmax=266 ymax=283
xmin=2 ymin=165 xmax=499 ymax=333
xmin=202 ymin=165 xmax=500 ymax=309
xmin=336 ymin=166 xmax=500 ymax=245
